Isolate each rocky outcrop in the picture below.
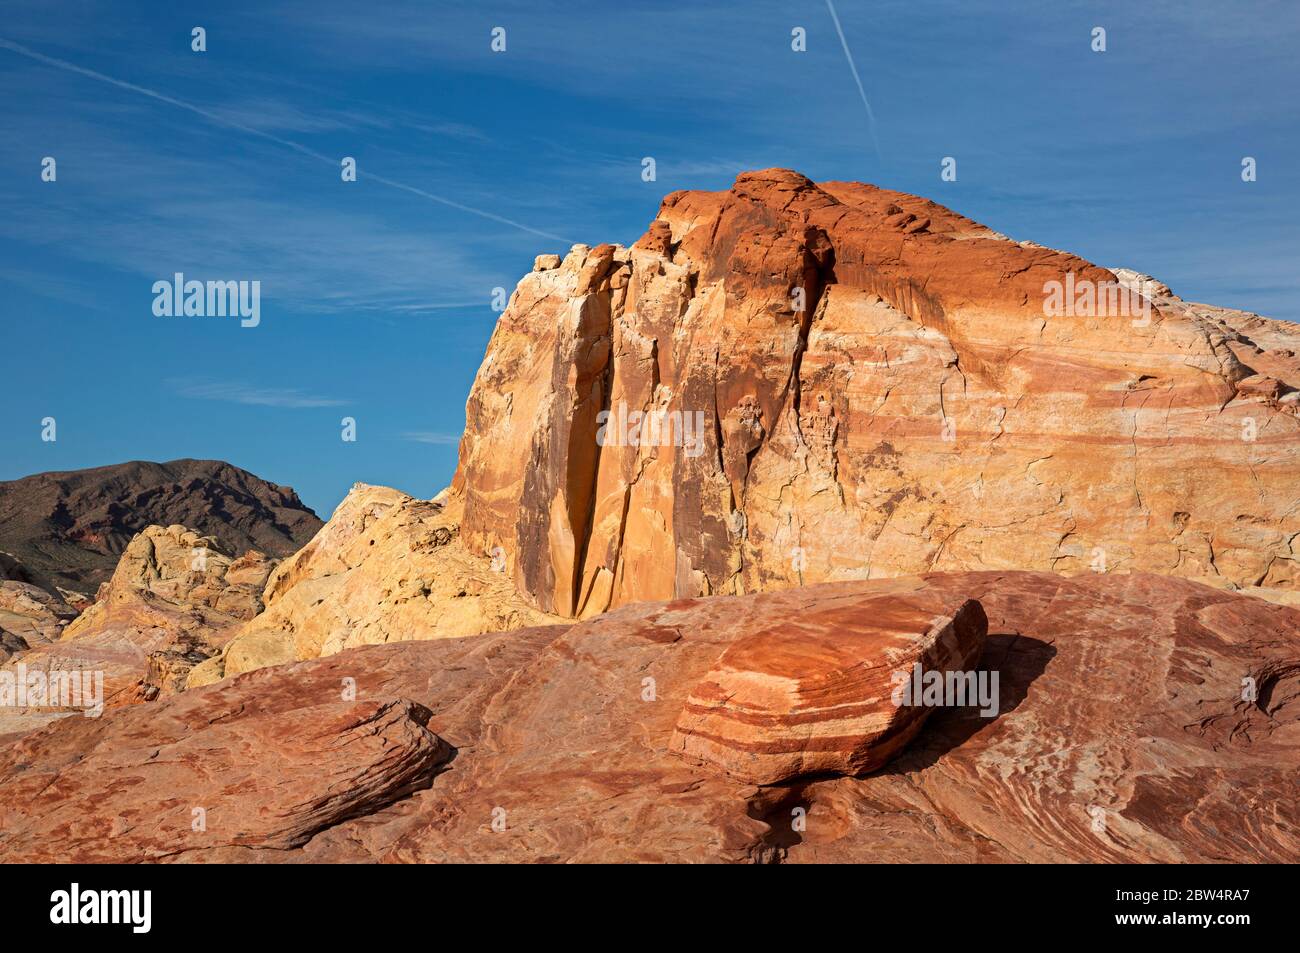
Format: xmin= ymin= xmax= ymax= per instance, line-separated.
xmin=1 ymin=571 xmax=1294 ymax=863
xmin=455 ymin=170 xmax=1300 ymax=619
xmin=0 ymin=551 xmax=79 ymax=662
xmin=0 ymin=696 xmax=450 ymax=862
xmin=0 ymin=525 xmax=277 ymax=720
xmin=0 ymin=458 xmax=322 ymax=594
xmin=0 ymin=581 xmax=78 ymax=659
xmin=201 ymin=484 xmax=562 ymax=683
xmin=670 ymin=593 xmax=987 ymax=783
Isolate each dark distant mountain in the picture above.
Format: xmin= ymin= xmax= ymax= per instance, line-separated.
xmin=0 ymin=459 xmax=323 ymax=594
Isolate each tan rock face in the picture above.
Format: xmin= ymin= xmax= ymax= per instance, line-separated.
xmin=0 ymin=581 xmax=77 ymax=658
xmin=455 ymin=169 xmax=1300 ymax=618
xmin=0 ymin=524 xmax=277 ymax=716
xmin=209 ymin=484 xmax=562 ymax=679
xmin=66 ymin=524 xmax=275 ymax=634
xmin=0 ymin=572 xmax=1293 ymax=863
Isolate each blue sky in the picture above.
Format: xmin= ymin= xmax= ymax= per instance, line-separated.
xmin=2 ymin=0 xmax=1297 ymax=517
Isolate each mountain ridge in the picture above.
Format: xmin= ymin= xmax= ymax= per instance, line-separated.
xmin=0 ymin=458 xmax=323 ymax=594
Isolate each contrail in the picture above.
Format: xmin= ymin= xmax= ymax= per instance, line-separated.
xmin=824 ymin=0 xmax=883 ymax=161
xmin=0 ymin=36 xmax=577 ymax=245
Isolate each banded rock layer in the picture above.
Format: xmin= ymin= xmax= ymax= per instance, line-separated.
xmin=0 ymin=572 xmax=1294 ymax=863
xmin=671 ymin=592 xmax=987 ymax=783
xmin=455 ymin=169 xmax=1300 ymax=619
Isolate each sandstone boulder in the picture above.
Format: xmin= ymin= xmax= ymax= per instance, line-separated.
xmin=0 ymin=580 xmax=78 ymax=656
xmin=670 ymin=594 xmax=987 ymax=783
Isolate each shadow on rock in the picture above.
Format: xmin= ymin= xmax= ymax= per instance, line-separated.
xmin=881 ymin=632 xmax=1056 ymax=775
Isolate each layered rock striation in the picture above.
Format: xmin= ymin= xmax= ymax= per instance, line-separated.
xmin=0 ymin=572 xmax=1294 ymax=863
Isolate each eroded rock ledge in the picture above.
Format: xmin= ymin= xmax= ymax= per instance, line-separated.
xmin=1 ymin=571 xmax=1294 ymax=864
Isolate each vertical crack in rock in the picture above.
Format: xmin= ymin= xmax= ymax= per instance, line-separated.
xmin=455 ymin=168 xmax=1300 ymax=617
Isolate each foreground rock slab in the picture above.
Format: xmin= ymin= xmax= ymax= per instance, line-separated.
xmin=0 ymin=697 xmax=449 ymax=861
xmin=670 ymin=594 xmax=987 ymax=783
xmin=0 ymin=572 xmax=1295 ymax=863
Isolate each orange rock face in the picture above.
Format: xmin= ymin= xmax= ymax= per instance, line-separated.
xmin=0 ymin=695 xmax=449 ymax=862
xmin=670 ymin=593 xmax=987 ymax=783
xmin=456 ymin=170 xmax=1300 ymax=618
xmin=1 ymin=572 xmax=1294 ymax=863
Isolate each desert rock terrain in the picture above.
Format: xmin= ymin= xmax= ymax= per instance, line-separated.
xmin=0 ymin=458 xmax=320 ymax=595
xmin=457 ymin=170 xmax=1299 ymax=619
xmin=2 ymin=171 xmax=1297 ymax=864
xmin=0 ymin=572 xmax=1293 ymax=863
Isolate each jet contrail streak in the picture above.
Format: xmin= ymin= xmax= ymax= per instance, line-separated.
xmin=824 ymin=0 xmax=883 ymax=161
xmin=0 ymin=36 xmax=577 ymax=245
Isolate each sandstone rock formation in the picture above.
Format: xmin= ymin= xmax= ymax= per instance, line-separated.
xmin=0 ymin=580 xmax=77 ymax=659
xmin=455 ymin=170 xmax=1300 ymax=620
xmin=1 ymin=572 xmax=1294 ymax=863
xmin=0 ymin=696 xmax=450 ymax=862
xmin=0 ymin=550 xmax=80 ymax=663
xmin=0 ymin=524 xmax=277 ymax=718
xmin=200 ymin=484 xmax=561 ymax=683
xmin=0 ymin=458 xmax=322 ymax=594
xmin=2 ymin=172 xmax=1296 ymax=866
xmin=671 ymin=592 xmax=987 ymax=783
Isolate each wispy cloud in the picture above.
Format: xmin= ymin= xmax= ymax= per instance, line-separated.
xmin=0 ymin=36 xmax=575 ymax=245
xmin=400 ymin=431 xmax=461 ymax=445
xmin=171 ymin=380 xmax=349 ymax=408
xmin=0 ymin=107 xmax=511 ymax=314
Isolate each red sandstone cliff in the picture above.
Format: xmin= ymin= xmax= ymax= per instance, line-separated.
xmin=455 ymin=170 xmax=1299 ymax=618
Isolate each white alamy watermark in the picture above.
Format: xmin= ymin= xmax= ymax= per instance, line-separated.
xmin=50 ymin=883 xmax=151 ymax=934
xmin=152 ymin=273 xmax=261 ymax=327
xmin=1042 ymin=273 xmax=1156 ymax=326
xmin=596 ymin=401 xmax=707 ymax=458
xmin=0 ymin=663 xmax=104 ymax=717
xmin=890 ymin=662 xmax=1000 ymax=718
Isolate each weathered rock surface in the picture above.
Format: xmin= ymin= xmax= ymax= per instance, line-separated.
xmin=455 ymin=170 xmax=1300 ymax=619
xmin=670 ymin=593 xmax=987 ymax=783
xmin=0 ymin=458 xmax=321 ymax=594
xmin=1 ymin=572 xmax=1294 ymax=863
xmin=0 ymin=580 xmax=77 ymax=658
xmin=0 ymin=525 xmax=277 ymax=718
xmin=0 ymin=695 xmax=450 ymax=862
xmin=203 ymin=484 xmax=561 ymax=682
xmin=0 ymin=552 xmax=79 ymax=660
